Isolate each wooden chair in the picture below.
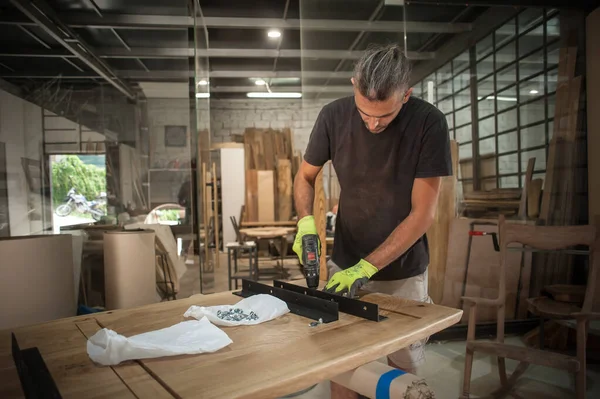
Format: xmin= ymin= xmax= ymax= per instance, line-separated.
xmin=461 ymin=215 xmax=599 ymax=399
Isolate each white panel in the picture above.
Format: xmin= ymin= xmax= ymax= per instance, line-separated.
xmin=220 ymin=148 xmax=245 ymax=245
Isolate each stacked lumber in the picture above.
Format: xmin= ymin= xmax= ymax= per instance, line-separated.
xmin=460 ymin=156 xmax=542 ymax=220
xmin=243 ymin=128 xmax=300 ymax=222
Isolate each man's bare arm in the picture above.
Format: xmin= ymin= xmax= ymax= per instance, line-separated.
xmin=365 ymin=176 xmax=442 ymax=270
xmin=293 ymin=160 xmax=323 ymax=219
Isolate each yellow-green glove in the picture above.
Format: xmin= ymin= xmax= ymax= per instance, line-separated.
xmin=324 ymin=259 xmax=378 ymax=297
xmin=292 ymin=215 xmax=319 ymax=265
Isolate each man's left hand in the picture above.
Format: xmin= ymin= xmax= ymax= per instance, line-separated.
xmin=324 ymin=259 xmax=378 ymax=297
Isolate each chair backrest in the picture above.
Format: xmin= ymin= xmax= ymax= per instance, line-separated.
xmin=230 ymin=216 xmax=242 ymax=243
xmin=497 ymin=215 xmax=599 ymax=312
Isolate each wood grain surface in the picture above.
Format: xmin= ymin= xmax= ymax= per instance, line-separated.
xmin=427 ymin=140 xmax=458 ymax=304
xmin=277 ymin=159 xmax=293 ymax=221
xmin=257 ymin=170 xmax=275 ymax=222
xmin=313 ymin=170 xmax=327 ymax=280
xmin=1 ymin=288 xmax=461 ymax=399
xmin=244 ymin=170 xmax=258 ymax=221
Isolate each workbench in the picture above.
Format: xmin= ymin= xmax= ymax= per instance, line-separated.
xmin=0 ymin=286 xmax=462 ymax=398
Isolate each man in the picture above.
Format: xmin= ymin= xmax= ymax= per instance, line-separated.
xmin=292 ymin=44 xmax=451 ymax=398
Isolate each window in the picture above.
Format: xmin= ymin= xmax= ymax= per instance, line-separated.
xmin=411 ymin=8 xmax=559 ymax=190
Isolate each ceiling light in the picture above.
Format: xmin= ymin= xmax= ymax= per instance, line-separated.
xmin=195 ymin=93 xmax=210 ymax=98
xmin=478 ymin=95 xmax=517 ymax=102
xmin=529 ymin=89 xmax=539 ymax=94
xmin=255 ymin=79 xmax=266 ymax=85
xmin=267 ymin=30 xmax=281 ymax=38
xmin=246 ymin=92 xmax=302 ymax=99
xmin=198 ymin=79 xmax=208 ymax=86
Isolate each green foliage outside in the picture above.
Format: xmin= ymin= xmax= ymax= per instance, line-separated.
xmin=52 ymin=155 xmax=106 ymax=207
xmin=157 ymin=209 xmax=180 ymax=222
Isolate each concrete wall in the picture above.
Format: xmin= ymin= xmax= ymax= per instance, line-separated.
xmin=210 ymin=99 xmax=332 ymax=154
xmin=145 ymin=97 xmax=335 ymax=159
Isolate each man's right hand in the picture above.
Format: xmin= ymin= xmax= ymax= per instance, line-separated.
xmin=292 ymin=215 xmax=320 ymax=264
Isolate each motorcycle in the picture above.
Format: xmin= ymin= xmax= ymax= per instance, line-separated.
xmin=55 ymin=188 xmax=106 ymax=221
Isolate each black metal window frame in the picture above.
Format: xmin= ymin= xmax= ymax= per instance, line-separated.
xmin=414 ymin=7 xmax=559 ymax=192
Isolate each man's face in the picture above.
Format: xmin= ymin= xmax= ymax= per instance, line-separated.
xmin=351 ymin=78 xmax=413 ymax=134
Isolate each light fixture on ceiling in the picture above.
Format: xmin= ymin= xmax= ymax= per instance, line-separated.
xmin=198 ymin=79 xmax=208 ymax=86
xmin=477 ymin=95 xmax=517 ymax=102
xmin=247 ymin=92 xmax=302 ymax=99
xmin=195 ymin=92 xmax=210 ymax=98
xmin=255 ymin=79 xmax=266 ymax=85
xmin=267 ymin=29 xmax=281 ymax=38
xmin=529 ymin=89 xmax=539 ymax=94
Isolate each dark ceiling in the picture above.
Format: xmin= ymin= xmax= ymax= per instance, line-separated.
xmin=0 ymin=0 xmax=588 ymax=101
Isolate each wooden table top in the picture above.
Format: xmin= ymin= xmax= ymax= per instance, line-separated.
xmin=239 ymin=227 xmax=296 ymax=238
xmin=0 ymin=286 xmax=462 ymax=399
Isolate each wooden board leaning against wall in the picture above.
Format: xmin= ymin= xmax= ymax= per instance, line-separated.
xmin=243 ymin=128 xmax=299 ymax=223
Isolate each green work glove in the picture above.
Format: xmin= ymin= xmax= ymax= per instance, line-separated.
xmin=292 ymin=215 xmax=319 ymax=265
xmin=324 ymin=259 xmax=378 ymax=297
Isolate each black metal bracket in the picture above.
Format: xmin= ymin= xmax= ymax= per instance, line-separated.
xmin=12 ymin=333 xmax=61 ymax=399
xmin=233 ymin=279 xmax=339 ymax=323
xmin=273 ymin=280 xmax=387 ymax=322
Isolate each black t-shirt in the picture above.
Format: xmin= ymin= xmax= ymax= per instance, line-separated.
xmin=304 ymin=95 xmax=452 ymax=281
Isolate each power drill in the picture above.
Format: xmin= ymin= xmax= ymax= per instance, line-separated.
xmin=302 ymin=234 xmax=320 ymax=289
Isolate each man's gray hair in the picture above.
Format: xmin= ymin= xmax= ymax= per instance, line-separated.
xmin=353 ymin=44 xmax=412 ymax=101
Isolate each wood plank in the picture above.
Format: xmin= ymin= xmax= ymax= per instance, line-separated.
xmin=257 ymin=170 xmax=275 ymax=222
xmin=462 ymin=199 xmax=521 ymax=208
xmin=528 ymin=178 xmax=543 ymax=219
xmin=276 ymin=159 xmax=293 ymax=221
xmin=518 ymin=158 xmax=536 ymax=219
xmin=76 ymin=320 xmax=174 ymax=399
xmin=241 ymin=220 xmax=297 ymax=227
xmin=464 ymin=189 xmax=522 ymax=201
xmin=313 ymin=170 xmax=327 ymax=280
xmin=427 ymin=140 xmax=458 ymax=304
xmin=263 ymin=129 xmax=275 ymax=170
xmin=539 ymin=47 xmax=577 ymax=223
xmin=244 ymin=170 xmax=258 ymax=222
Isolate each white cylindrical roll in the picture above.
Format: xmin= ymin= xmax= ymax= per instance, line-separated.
xmin=104 ymin=230 xmax=156 ymax=310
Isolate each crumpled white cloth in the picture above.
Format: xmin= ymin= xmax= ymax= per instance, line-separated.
xmin=87 ymin=317 xmax=232 ymax=366
xmin=184 ymin=294 xmax=289 ymax=326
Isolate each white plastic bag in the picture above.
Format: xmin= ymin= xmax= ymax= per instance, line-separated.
xmin=184 ymin=294 xmax=289 ymax=326
xmin=87 ymin=317 xmax=232 ymax=366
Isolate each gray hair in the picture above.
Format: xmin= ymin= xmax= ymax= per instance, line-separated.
xmin=353 ymin=44 xmax=412 ymax=101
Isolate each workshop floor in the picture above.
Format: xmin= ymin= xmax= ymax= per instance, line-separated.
xmin=291 ymin=337 xmax=600 ymax=399
xmin=177 ymin=253 xmax=600 ymax=399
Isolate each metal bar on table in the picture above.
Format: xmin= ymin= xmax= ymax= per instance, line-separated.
xmin=12 ymin=333 xmax=62 ymax=399
xmin=234 ymin=279 xmax=339 ymax=323
xmin=274 ymin=281 xmax=387 ymax=322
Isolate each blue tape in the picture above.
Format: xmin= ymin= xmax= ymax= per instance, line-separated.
xmin=375 ymin=369 xmax=406 ymax=399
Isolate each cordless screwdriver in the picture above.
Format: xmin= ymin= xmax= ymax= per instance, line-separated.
xmin=302 ymin=234 xmax=320 ymax=289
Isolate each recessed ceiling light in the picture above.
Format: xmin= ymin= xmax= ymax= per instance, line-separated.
xmin=198 ymin=79 xmax=208 ymax=86
xmin=267 ymin=30 xmax=281 ymax=38
xmin=529 ymin=89 xmax=539 ymax=94
xmin=255 ymin=79 xmax=266 ymax=85
xmin=247 ymin=92 xmax=301 ymax=99
xmin=195 ymin=92 xmax=210 ymax=98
